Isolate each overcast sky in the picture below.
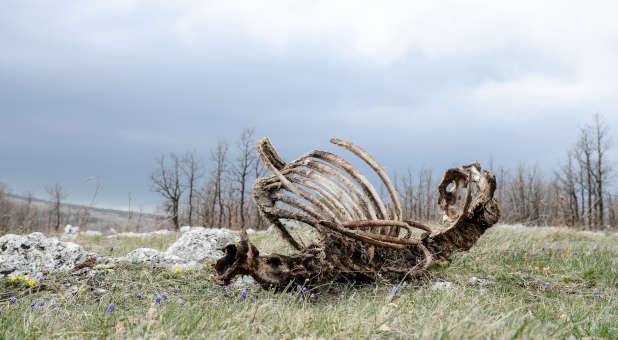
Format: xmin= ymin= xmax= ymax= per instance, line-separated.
xmin=1 ymin=1 xmax=617 ymax=212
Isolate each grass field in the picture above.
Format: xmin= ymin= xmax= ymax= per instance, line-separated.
xmin=1 ymin=225 xmax=616 ymax=339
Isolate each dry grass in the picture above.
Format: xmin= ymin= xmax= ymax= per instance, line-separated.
xmin=1 ymin=225 xmax=616 ymax=339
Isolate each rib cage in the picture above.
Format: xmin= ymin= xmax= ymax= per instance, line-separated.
xmin=213 ymin=136 xmax=500 ymax=289
xmin=253 ymin=137 xmax=433 ymax=251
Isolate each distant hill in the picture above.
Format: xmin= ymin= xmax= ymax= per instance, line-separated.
xmin=6 ymin=193 xmax=168 ymax=232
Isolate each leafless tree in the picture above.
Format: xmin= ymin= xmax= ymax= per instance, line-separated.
xmin=232 ymin=128 xmax=257 ymax=229
xmin=182 ymin=150 xmax=203 ymax=226
xmin=197 ymin=178 xmax=215 ymax=227
xmin=575 ymin=125 xmax=595 ymax=227
xmin=591 ymin=114 xmax=612 ymax=226
xmin=45 ymin=182 xmax=68 ymax=232
xmin=0 ymin=180 xmax=11 ymax=233
xmin=78 ymin=177 xmax=101 ymax=228
xmin=210 ymin=141 xmax=229 ymax=227
xmin=556 ymin=151 xmax=579 ymax=225
xmin=224 ymin=178 xmax=236 ymax=228
xmin=151 ymin=153 xmax=185 ymax=230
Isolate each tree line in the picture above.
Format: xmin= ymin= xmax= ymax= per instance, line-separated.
xmin=0 ymin=115 xmax=614 ymax=235
xmin=390 ymin=114 xmax=615 ymax=229
xmin=152 ymin=115 xmax=615 ymax=231
xmin=150 ymin=128 xmax=267 ymax=231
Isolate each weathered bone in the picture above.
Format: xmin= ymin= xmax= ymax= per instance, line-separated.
xmin=213 ymin=137 xmax=500 ymax=290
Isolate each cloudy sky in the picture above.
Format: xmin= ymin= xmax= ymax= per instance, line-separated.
xmin=1 ymin=1 xmax=617 ymax=212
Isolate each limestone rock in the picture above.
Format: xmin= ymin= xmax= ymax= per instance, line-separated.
xmin=121 ymin=248 xmax=202 ymax=270
xmin=431 ymin=281 xmax=453 ymax=291
xmin=82 ymin=230 xmax=103 ymax=236
xmin=231 ymin=275 xmax=257 ymax=290
xmin=61 ymin=224 xmax=80 ymax=240
xmin=0 ymin=232 xmax=105 ymax=278
xmin=106 ymin=229 xmax=173 ymax=239
xmin=163 ymin=227 xmax=239 ymax=263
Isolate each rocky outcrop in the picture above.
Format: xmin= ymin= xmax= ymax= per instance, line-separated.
xmin=106 ymin=229 xmax=173 ymax=239
xmin=1 ymin=228 xmax=255 ymax=287
xmin=118 ymin=227 xmax=240 ymax=270
xmin=163 ymin=227 xmax=239 ymax=262
xmin=0 ymin=232 xmax=106 ymax=278
xmin=61 ymin=224 xmax=80 ymax=240
xmin=121 ymin=248 xmax=201 ymax=270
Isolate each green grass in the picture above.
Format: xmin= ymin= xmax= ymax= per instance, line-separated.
xmin=1 ymin=225 xmax=616 ymax=339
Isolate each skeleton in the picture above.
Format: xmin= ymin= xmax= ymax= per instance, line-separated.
xmin=212 ymin=137 xmax=500 ymax=290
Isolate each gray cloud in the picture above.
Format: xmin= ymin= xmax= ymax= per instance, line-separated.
xmin=1 ymin=1 xmax=617 ymax=211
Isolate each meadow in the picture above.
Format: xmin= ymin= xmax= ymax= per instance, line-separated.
xmin=1 ymin=225 xmax=616 ymax=339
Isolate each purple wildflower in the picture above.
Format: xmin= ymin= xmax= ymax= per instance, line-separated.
xmin=223 ymin=288 xmax=228 ymax=297
xmin=512 ymin=253 xmax=518 ymax=260
xmin=109 ymin=245 xmax=114 ymax=252
xmin=296 ymin=284 xmax=302 ymax=291
xmin=393 ymin=286 xmax=398 ymax=294
xmin=162 ymin=292 xmax=168 ymax=301
xmin=40 ymin=300 xmax=44 ymax=307
xmin=178 ymin=299 xmax=184 ymax=306
xmin=227 ymin=284 xmax=231 ymax=289
xmin=50 ymin=300 xmax=56 ymax=308
xmin=545 ymin=282 xmax=550 ymax=290
xmin=241 ymin=290 xmax=247 ymax=299
xmin=29 ymin=267 xmax=34 ymax=273
xmin=0 ymin=307 xmax=2 ymax=316
xmin=107 ymin=303 xmax=114 ymax=312
xmin=556 ymin=246 xmax=560 ymax=251
xmin=593 ymin=288 xmax=599 ymax=295
xmin=573 ymin=250 xmax=578 ymax=255
xmin=174 ymin=287 xmax=179 ymax=294
xmin=541 ymin=246 xmax=546 ymax=251
xmin=31 ymin=302 xmax=35 ymax=309
xmin=302 ymin=287 xmax=307 ymax=293
xmin=497 ymin=284 xmax=503 ymax=289
xmin=10 ymin=297 xmax=16 ymax=304
xmin=156 ymin=295 xmax=161 ymax=304
xmin=137 ymin=292 xmax=142 ymax=300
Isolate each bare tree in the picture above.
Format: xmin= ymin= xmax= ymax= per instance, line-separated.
xmin=575 ymin=126 xmax=595 ymax=227
xmin=591 ymin=114 xmax=611 ymax=227
xmin=0 ymin=180 xmax=11 ymax=233
xmin=556 ymin=151 xmax=579 ymax=225
xmin=197 ymin=178 xmax=215 ymax=227
xmin=45 ymin=182 xmax=68 ymax=232
xmin=224 ymin=178 xmax=236 ymax=228
xmin=151 ymin=153 xmax=185 ymax=230
xmin=232 ymin=128 xmax=257 ymax=229
xmin=210 ymin=141 xmax=229 ymax=227
xmin=182 ymin=150 xmax=203 ymax=226
xmin=78 ymin=177 xmax=101 ymax=228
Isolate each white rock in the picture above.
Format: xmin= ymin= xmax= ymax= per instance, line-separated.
xmin=431 ymin=281 xmax=453 ymax=291
xmin=0 ymin=232 xmax=106 ymax=278
xmin=231 ymin=275 xmax=257 ymax=290
xmin=468 ymin=277 xmax=491 ymax=286
xmin=164 ymin=227 xmax=239 ymax=262
xmin=179 ymin=226 xmax=192 ymax=233
xmin=61 ymin=224 xmax=80 ymax=240
xmin=121 ymin=248 xmax=202 ymax=270
xmin=82 ymin=230 xmax=103 ymax=236
xmin=64 ymin=224 xmax=80 ymax=234
xmin=265 ymin=219 xmax=307 ymax=233
xmin=106 ymin=229 xmax=173 ymax=239
xmin=281 ymin=219 xmax=306 ymax=229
